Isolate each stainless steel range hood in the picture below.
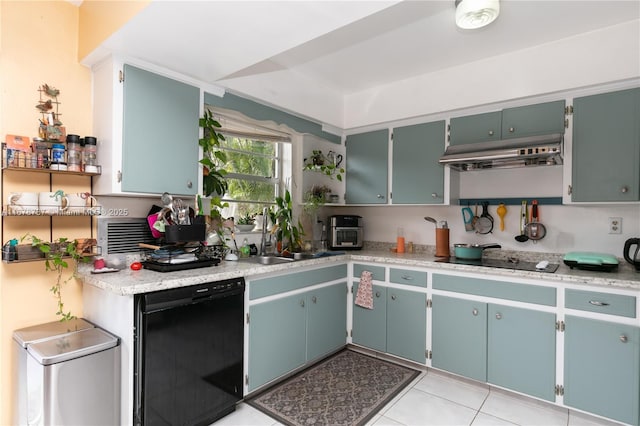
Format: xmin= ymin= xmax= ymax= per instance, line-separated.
xmin=439 ymin=133 xmax=563 ymax=171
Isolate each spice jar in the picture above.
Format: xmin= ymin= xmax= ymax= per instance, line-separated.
xmin=33 ymin=138 xmax=49 ymax=168
xmin=66 ymin=134 xmax=82 ymax=172
xmin=50 ymin=143 xmax=66 ymax=168
xmin=83 ymin=136 xmax=98 ymax=173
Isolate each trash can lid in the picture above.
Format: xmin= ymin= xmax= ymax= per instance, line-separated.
xmin=26 ymin=327 xmax=119 ymax=365
xmin=13 ymin=318 xmax=95 ymax=348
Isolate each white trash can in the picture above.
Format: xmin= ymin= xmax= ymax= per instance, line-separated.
xmin=13 ymin=318 xmax=120 ymax=425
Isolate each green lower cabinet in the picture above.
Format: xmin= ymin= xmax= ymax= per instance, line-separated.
xmin=352 ymin=284 xmax=426 ymax=363
xmin=432 ymin=295 xmax=487 ymax=381
xmin=307 ymin=283 xmax=348 ymax=362
xmin=432 ymin=297 xmax=556 ymax=401
xmin=564 ymin=316 xmax=640 ymax=426
xmin=386 ymin=288 xmax=427 ymax=363
xmin=352 ymin=284 xmax=387 ymax=352
xmin=487 ymin=304 xmax=556 ymax=401
xmin=248 ymin=294 xmax=307 ymax=391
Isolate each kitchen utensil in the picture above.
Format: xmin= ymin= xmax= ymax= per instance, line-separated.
xmin=474 ymin=202 xmax=493 ymax=234
xmin=424 ymin=216 xmax=437 ymax=227
xmin=471 ymin=203 xmax=479 ymax=228
xmin=524 ymin=200 xmax=547 ymax=241
xmin=623 ymin=238 xmax=640 ymax=271
xmin=454 ymin=243 xmax=501 ymax=260
xmin=461 ymin=206 xmax=474 ymax=232
xmin=515 ymin=200 xmax=529 ymax=242
xmin=496 ymin=203 xmax=507 ymax=231
xmin=563 ymin=252 xmax=619 ymax=272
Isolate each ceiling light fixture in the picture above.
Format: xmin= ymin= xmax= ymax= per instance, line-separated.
xmin=455 ymin=0 xmax=500 ymax=30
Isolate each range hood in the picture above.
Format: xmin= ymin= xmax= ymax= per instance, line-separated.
xmin=439 ymin=133 xmax=563 ymax=171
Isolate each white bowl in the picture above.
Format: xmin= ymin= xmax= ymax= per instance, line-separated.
xmin=236 ymin=224 xmax=255 ymax=232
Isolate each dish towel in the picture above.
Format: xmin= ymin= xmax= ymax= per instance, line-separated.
xmin=355 ymin=270 xmax=374 ymax=309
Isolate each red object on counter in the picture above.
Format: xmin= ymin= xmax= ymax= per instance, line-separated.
xmin=93 ymin=258 xmax=105 ymax=269
xmin=130 ymin=262 xmax=142 ymax=270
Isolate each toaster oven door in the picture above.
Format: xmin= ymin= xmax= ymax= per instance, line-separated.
xmin=331 ymin=227 xmax=363 ymax=249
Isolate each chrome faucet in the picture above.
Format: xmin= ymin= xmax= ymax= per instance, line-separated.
xmin=259 ymin=207 xmax=269 ymax=256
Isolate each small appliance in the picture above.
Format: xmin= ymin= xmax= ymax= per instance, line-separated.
xmin=623 ymin=238 xmax=640 ymax=271
xmin=563 ymin=251 xmax=619 ymax=272
xmin=328 ymin=215 xmax=363 ymax=250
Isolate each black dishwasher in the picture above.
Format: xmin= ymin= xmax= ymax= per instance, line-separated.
xmin=134 ymin=277 xmax=245 ymax=426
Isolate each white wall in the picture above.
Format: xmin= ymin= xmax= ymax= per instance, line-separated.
xmin=322 ymin=203 xmax=640 ymax=259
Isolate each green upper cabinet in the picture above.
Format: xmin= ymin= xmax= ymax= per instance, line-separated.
xmin=122 ymin=64 xmax=200 ymax=195
xmin=449 ymin=111 xmax=502 ymax=145
xmin=449 ymin=100 xmax=566 ymax=146
xmin=345 ymin=129 xmax=389 ymax=204
xmin=564 ymin=316 xmax=640 ymax=425
xmin=571 ymin=88 xmax=640 ymax=202
xmin=501 ymin=100 xmax=566 ymax=139
xmin=392 ymin=121 xmax=445 ymax=204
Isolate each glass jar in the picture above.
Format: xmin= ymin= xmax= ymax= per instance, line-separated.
xmin=66 ymin=134 xmax=82 ymax=172
xmin=83 ymin=136 xmax=98 ymax=173
xmin=33 ymin=138 xmax=49 ymax=168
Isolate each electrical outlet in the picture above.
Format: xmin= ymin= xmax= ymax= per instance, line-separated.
xmin=608 ymin=217 xmax=622 ymax=234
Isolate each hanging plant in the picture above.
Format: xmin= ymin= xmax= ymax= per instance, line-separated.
xmin=199 ymin=110 xmax=229 ymax=197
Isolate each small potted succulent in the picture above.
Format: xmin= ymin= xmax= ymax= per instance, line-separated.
xmin=236 ymin=213 xmax=256 ymax=232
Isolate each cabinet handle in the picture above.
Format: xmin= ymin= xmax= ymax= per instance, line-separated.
xmin=488 ymin=130 xmax=494 ymax=136
xmin=300 ymin=299 xmax=305 ymax=307
xmin=375 ymin=291 xmax=381 ymax=298
xmin=508 ymin=127 xmax=515 ymax=133
xmin=589 ymin=300 xmax=610 ymax=306
xmin=187 ymin=180 xmax=193 ymax=189
xmin=401 ymin=275 xmax=414 ymax=281
xmin=391 ymin=294 xmax=397 ymax=301
xmin=312 ymin=296 xmax=317 ymax=304
xmin=431 ymin=193 xmax=441 ymax=199
xmin=472 ymin=308 xmax=479 ymax=316
xmin=376 ymin=194 xmax=384 ymax=199
xmin=495 ymin=312 xmax=502 ymax=320
xmin=620 ymin=335 xmax=628 ymax=343
xmin=621 ymin=186 xmax=629 ymax=193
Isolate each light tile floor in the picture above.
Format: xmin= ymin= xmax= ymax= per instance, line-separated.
xmin=214 ymin=369 xmax=624 ymax=426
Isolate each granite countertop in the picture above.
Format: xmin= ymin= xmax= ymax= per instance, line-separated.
xmin=79 ymin=248 xmax=640 ymax=296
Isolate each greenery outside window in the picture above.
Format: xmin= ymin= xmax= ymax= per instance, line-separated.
xmin=214 ymin=122 xmax=292 ymax=220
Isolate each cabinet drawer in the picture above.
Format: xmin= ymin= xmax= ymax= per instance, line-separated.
xmin=250 ymin=264 xmax=347 ymax=300
xmin=389 ymin=268 xmax=427 ymax=288
xmin=433 ymin=274 xmax=556 ymax=306
xmin=565 ymin=289 xmax=636 ymax=318
xmin=353 ymin=264 xmax=385 ymax=282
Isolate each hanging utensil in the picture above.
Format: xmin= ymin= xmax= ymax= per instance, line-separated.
xmin=515 ymin=200 xmax=529 ymax=242
xmin=524 ymin=200 xmax=547 ymax=242
xmin=461 ymin=205 xmax=474 ymax=232
xmin=496 ymin=203 xmax=507 ymax=232
xmin=474 ymin=201 xmax=493 ymax=234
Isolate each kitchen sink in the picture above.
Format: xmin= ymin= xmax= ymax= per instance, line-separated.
xmin=243 ymin=255 xmax=296 ymax=265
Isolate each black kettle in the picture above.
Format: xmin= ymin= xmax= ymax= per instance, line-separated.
xmin=623 ymin=238 xmax=640 ymax=271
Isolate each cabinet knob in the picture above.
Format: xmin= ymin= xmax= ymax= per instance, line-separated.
xmin=375 ymin=291 xmax=381 ymax=298
xmin=431 ymin=193 xmax=441 ymax=199
xmin=472 ymin=308 xmax=479 ymax=316
xmin=300 ymin=299 xmax=305 ymax=307
xmin=376 ymin=194 xmax=384 ymax=199
xmin=621 ymin=186 xmax=629 ymax=193
xmin=488 ymin=130 xmax=494 ymax=136
xmin=495 ymin=312 xmax=502 ymax=320
xmin=620 ymin=335 xmax=628 ymax=343
xmin=312 ymin=296 xmax=317 ymax=304
xmin=508 ymin=127 xmax=515 ymax=133
xmin=391 ymin=294 xmax=397 ymax=301
xmin=187 ymin=181 xmax=193 ymax=189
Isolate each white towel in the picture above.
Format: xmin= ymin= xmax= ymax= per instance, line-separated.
xmin=355 ymin=270 xmax=373 ymax=309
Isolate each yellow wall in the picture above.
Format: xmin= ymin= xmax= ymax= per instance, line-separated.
xmin=1 ymin=1 xmax=95 ymax=423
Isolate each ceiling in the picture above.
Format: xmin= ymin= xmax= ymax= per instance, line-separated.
xmin=93 ymin=1 xmax=639 ymax=119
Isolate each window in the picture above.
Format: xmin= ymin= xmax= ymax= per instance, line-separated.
xmin=208 ymin=111 xmax=292 ymax=220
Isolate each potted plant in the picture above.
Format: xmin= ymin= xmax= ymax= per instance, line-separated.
xmin=236 ymin=213 xmax=256 ymax=232
xmin=303 ymin=184 xmax=331 ymax=214
xmin=199 ymin=110 xmax=229 ymax=197
xmin=303 ymin=149 xmax=345 ymax=181
xmin=269 ymin=189 xmax=304 ymax=254
xmin=21 ymin=233 xmax=91 ymax=321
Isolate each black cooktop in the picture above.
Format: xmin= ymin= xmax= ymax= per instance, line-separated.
xmin=436 ymin=257 xmax=559 ymax=273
